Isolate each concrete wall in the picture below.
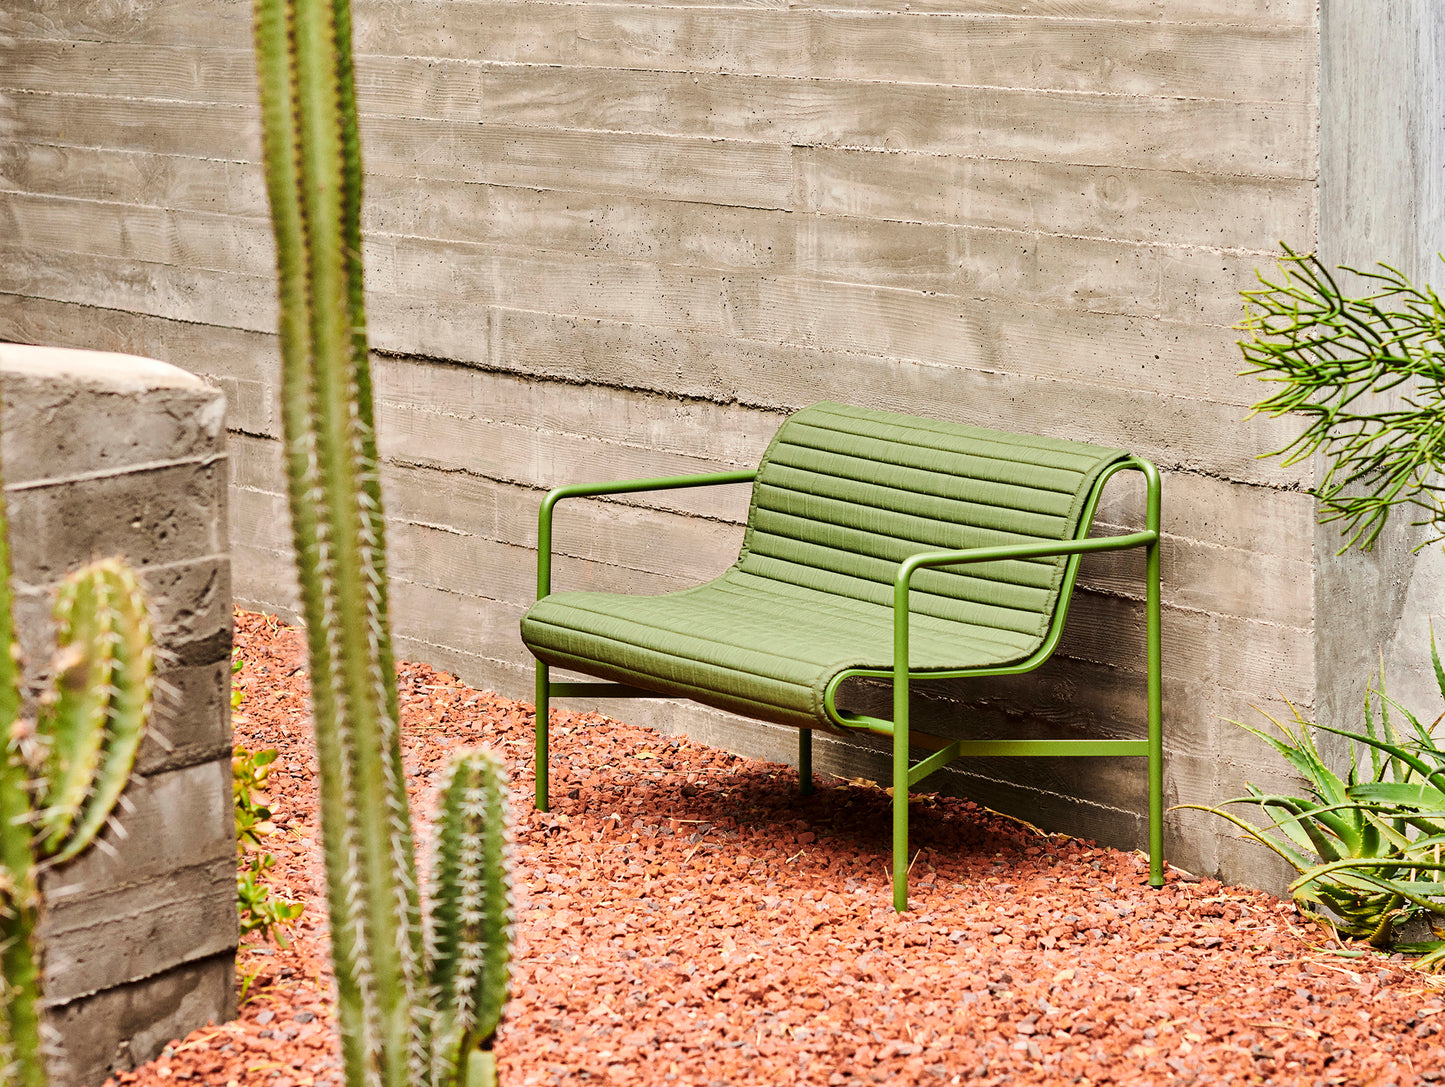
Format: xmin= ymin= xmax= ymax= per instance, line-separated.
xmin=1317 ymin=1 xmax=1445 ymax=750
xmin=0 ymin=345 xmax=235 ymax=1086
xmin=0 ymin=0 xmax=1389 ymax=890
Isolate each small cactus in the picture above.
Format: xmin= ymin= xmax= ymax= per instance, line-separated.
xmin=252 ymin=0 xmax=515 ymax=1083
xmin=34 ymin=561 xmax=153 ymax=864
xmin=429 ymin=752 xmax=514 ymax=1087
xmin=0 ymin=533 xmax=155 ymax=1087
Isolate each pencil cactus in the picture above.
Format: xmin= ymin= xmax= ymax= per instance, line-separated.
xmin=0 ymin=547 xmax=155 ymax=1087
xmin=251 ymin=0 xmax=514 ymax=1083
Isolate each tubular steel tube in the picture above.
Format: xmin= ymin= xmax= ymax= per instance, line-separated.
xmin=535 ymin=662 xmax=550 ymax=812
xmin=1144 ymin=459 xmax=1165 ymax=887
xmin=893 ymin=562 xmax=916 ymax=912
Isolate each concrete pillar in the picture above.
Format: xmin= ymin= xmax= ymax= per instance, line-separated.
xmin=0 ymin=344 xmax=236 ymax=1087
xmin=1317 ymin=2 xmax=1445 ymax=743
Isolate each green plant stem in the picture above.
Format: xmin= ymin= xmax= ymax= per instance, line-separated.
xmin=254 ymin=0 xmax=514 ymax=1077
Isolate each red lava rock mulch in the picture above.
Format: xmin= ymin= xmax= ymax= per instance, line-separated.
xmin=104 ymin=609 xmax=1445 ymax=1087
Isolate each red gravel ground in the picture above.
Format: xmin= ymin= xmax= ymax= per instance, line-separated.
xmin=103 ymin=610 xmax=1445 ymax=1087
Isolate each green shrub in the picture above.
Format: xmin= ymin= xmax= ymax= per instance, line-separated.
xmin=1204 ymin=246 xmax=1445 ymax=965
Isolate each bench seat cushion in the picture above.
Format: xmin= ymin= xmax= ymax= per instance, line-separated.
xmin=521 ymin=569 xmax=1042 ymax=730
xmin=521 ymin=403 xmax=1129 ymax=730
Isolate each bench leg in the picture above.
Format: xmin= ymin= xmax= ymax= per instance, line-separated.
xmin=535 ymin=661 xmax=550 ymax=812
xmin=893 ymin=676 xmax=911 ymax=912
xmin=1146 ymin=529 xmax=1164 ymax=888
xmin=798 ymin=729 xmax=813 ymax=795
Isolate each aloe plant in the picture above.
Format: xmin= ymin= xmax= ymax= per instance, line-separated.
xmin=1180 ymin=646 xmax=1445 ymax=963
xmin=251 ymin=0 xmax=514 ymax=1082
xmin=0 ymin=535 xmax=156 ymax=1087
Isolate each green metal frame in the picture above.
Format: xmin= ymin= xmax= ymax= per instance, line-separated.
xmin=531 ymin=458 xmax=1163 ymax=912
xmin=533 ymin=470 xmax=757 ymax=815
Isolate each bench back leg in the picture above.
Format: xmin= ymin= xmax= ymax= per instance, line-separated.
xmin=799 ymin=729 xmax=814 ymax=795
xmin=535 ymin=661 xmax=551 ymax=812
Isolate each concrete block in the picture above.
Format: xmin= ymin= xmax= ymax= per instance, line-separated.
xmin=7 ymin=0 xmax=252 ymax=47
xmin=2 ymin=190 xmax=274 ymax=280
xmin=11 ymin=92 xmax=261 ymax=170
xmin=137 ymin=658 xmax=234 ymax=776
xmin=482 ymin=65 xmax=1313 ymax=175
xmin=0 ymin=346 xmax=235 ymax=1080
xmin=39 ymin=854 xmax=236 ymax=1006
xmin=135 ymin=555 xmax=233 ymax=665
xmin=231 ymin=538 xmax=300 ymax=619
xmin=484 ymin=304 xmax=1261 ymax=411
xmin=9 ymin=555 xmax=229 ymax=684
xmin=39 ymin=759 xmax=233 ymax=945
xmin=6 ymin=598 xmax=229 ymax=774
xmin=0 ymin=241 xmax=274 ymax=334
xmin=0 ymin=343 xmax=226 ymax=478
xmin=793 ymin=145 xmax=1316 ymax=250
xmin=0 ymin=143 xmax=266 ymax=220
xmin=227 ymin=431 xmax=286 ymax=491
xmin=357 ymin=3 xmax=1314 ymax=94
xmin=6 ymin=460 xmax=226 ymax=582
xmin=362 ymin=117 xmax=794 ymax=209
xmin=41 ymin=953 xmax=236 ymax=1087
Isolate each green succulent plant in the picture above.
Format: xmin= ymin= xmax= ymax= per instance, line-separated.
xmin=1193 ymin=244 xmax=1445 ymax=967
xmin=1240 ymin=243 xmax=1445 ymax=551
xmin=1180 ymin=646 xmax=1445 ymax=964
xmin=251 ymin=0 xmax=515 ymax=1081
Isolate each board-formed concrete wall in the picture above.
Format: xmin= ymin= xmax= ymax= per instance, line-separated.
xmin=0 ymin=345 xmax=235 ymax=1087
xmin=1315 ymin=0 xmax=1445 ymax=780
xmin=2 ymin=0 xmax=1426 ymax=891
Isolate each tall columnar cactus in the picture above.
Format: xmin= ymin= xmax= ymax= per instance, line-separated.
xmin=251 ymin=0 xmax=514 ymax=1084
xmin=0 ymin=525 xmax=155 ymax=1087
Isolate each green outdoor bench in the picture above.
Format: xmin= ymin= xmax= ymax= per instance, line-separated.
xmin=521 ymin=401 xmax=1163 ymax=910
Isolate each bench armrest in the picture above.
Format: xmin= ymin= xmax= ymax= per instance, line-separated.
xmin=880 ymin=528 xmax=1159 ymax=698
xmin=892 ymin=529 xmax=1158 ymax=638
xmin=895 ymin=530 xmax=1158 ymax=584
xmin=537 ymin=469 xmax=758 ymax=597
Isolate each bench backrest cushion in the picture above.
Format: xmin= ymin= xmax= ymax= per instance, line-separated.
xmin=738 ymin=402 xmax=1130 ymax=643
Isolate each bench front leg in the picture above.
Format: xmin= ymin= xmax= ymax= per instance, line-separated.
xmin=892 ymin=559 xmax=922 ymax=912
xmin=892 ymin=669 xmax=912 ymax=912
xmin=535 ymin=661 xmax=551 ymax=812
xmin=1146 ymin=477 xmax=1164 ymax=888
xmin=531 ymin=468 xmax=757 ymax=813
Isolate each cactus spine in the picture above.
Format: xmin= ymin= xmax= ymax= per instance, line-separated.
xmin=252 ymin=0 xmax=514 ymax=1083
xmin=0 ymin=496 xmax=155 ymax=1087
